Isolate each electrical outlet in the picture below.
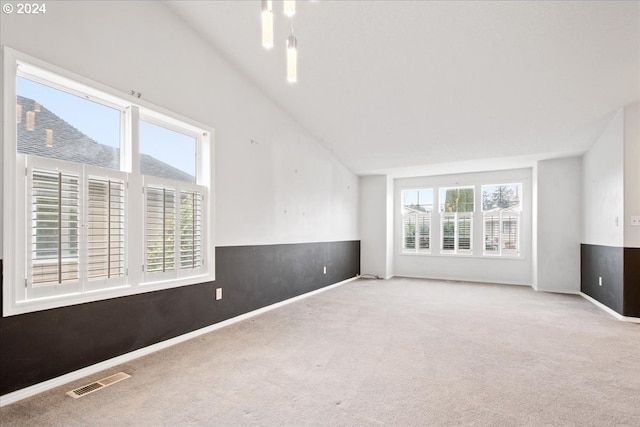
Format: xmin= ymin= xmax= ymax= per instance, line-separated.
xmin=215 ymin=288 xmax=222 ymax=300
xmin=323 ymin=266 xmax=327 ymax=275
xmin=598 ymin=277 xmax=603 ymax=287
xmin=631 ymin=216 xmax=640 ymax=227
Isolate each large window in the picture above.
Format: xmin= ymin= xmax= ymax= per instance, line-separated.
xmin=3 ymin=49 xmax=214 ymax=315
xmin=398 ymin=179 xmax=525 ymax=258
xmin=482 ymin=184 xmax=521 ymax=256
xmin=401 ymin=189 xmax=433 ymax=253
xmin=439 ymin=187 xmax=474 ymax=254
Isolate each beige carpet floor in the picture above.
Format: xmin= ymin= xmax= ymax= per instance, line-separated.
xmin=1 ymin=277 xmax=639 ymax=426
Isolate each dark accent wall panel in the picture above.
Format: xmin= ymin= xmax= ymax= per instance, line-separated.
xmin=0 ymin=241 xmax=360 ymax=396
xmin=624 ymin=247 xmax=640 ymax=318
xmin=580 ymin=244 xmax=624 ymax=314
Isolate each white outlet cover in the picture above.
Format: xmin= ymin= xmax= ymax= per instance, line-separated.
xmin=215 ymin=288 xmax=222 ymax=300
xmin=631 ymin=216 xmax=640 ymax=226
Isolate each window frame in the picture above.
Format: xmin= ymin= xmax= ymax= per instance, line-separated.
xmin=438 ymin=186 xmax=475 ymax=255
xmin=481 ymin=183 xmax=522 ymax=257
xmin=401 ymin=188 xmax=433 ymax=254
xmin=2 ymin=47 xmax=215 ymax=316
xmin=142 ymin=176 xmax=207 ymax=284
xmin=397 ymin=180 xmax=526 ymax=259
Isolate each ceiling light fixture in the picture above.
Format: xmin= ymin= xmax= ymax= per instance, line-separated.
xmin=287 ymin=25 xmax=298 ymax=83
xmin=261 ymin=0 xmax=299 ymax=83
xmin=261 ymin=0 xmax=274 ymax=49
xmin=283 ymin=0 xmax=296 ymax=17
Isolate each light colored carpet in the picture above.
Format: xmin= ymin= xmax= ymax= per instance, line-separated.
xmin=1 ymin=278 xmax=639 ymax=426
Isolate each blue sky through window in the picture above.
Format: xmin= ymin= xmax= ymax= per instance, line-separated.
xmin=17 ymin=76 xmax=120 ymax=149
xmin=17 ymin=76 xmax=196 ymax=178
xmin=139 ymin=120 xmax=195 ymax=179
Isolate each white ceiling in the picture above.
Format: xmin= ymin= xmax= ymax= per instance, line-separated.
xmin=166 ymin=1 xmax=640 ymax=176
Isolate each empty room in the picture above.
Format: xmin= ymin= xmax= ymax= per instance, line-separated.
xmin=0 ymin=1 xmax=639 ymax=425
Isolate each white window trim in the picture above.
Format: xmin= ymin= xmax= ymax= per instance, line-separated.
xmin=481 ymin=183 xmax=523 ymax=258
xmin=439 ymin=185 xmax=475 ymax=255
xmin=400 ymin=189 xmax=433 ymax=254
xmin=2 ymin=46 xmax=215 ymax=316
xmin=398 ymin=180 xmax=527 ymax=259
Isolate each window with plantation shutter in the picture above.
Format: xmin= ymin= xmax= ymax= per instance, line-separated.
xmin=30 ymin=168 xmax=80 ymax=287
xmin=144 ymin=181 xmax=205 ymax=280
xmin=179 ymin=190 xmax=202 ymax=270
xmin=403 ymin=214 xmax=417 ymax=250
xmin=439 ymin=186 xmax=474 ymax=254
xmin=441 ymin=213 xmax=455 ymax=251
xmin=457 ymin=214 xmax=472 ymax=251
xmin=416 ymin=215 xmax=430 ymax=251
xmin=4 ymin=49 xmax=214 ymax=316
xmin=87 ymin=175 xmax=125 ymax=282
xmin=145 ymin=185 xmax=176 ymax=274
xmin=401 ymin=189 xmax=433 ymax=253
xmin=26 ymin=159 xmax=128 ymax=299
xmin=482 ymin=183 xmax=521 ymax=256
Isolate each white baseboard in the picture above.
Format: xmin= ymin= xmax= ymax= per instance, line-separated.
xmin=395 ymin=274 xmax=530 ymax=287
xmin=580 ymin=292 xmax=640 ymax=323
xmin=0 ymin=276 xmax=359 ymax=407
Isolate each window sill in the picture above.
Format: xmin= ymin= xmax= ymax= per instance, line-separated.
xmin=4 ymin=272 xmax=215 ymax=317
xmin=400 ymin=250 xmax=432 ymax=256
xmin=398 ymin=252 xmax=525 ymax=261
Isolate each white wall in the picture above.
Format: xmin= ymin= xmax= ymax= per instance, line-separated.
xmin=385 ymin=176 xmax=395 ymax=278
xmin=624 ymin=100 xmax=640 ymax=248
xmin=0 ymin=1 xmax=358 ymax=255
xmin=359 ymin=175 xmax=393 ymax=279
xmin=582 ymin=109 xmax=625 ymax=247
xmin=535 ymin=157 xmax=582 ymax=293
xmin=393 ymin=168 xmax=533 ymax=285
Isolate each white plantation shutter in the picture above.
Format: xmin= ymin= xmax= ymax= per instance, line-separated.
xmin=417 ymin=214 xmax=430 ymax=251
xmin=87 ymin=176 xmax=125 ymax=281
xmin=501 ymin=213 xmax=520 ymax=256
xmin=441 ymin=213 xmax=455 ymax=251
xmin=441 ymin=212 xmax=472 ymax=253
xmin=30 ymin=168 xmax=80 ymax=286
xmin=484 ymin=213 xmax=500 ymax=254
xmin=179 ymin=190 xmax=203 ymax=270
xmin=482 ymin=212 xmax=520 ymax=256
xmin=403 ymin=212 xmax=431 ymax=252
xmin=482 ymin=211 xmax=520 ymax=256
xmin=403 ymin=214 xmax=417 ymax=250
xmin=457 ymin=213 xmax=472 ymax=252
xmin=144 ymin=180 xmax=205 ymax=279
xmin=145 ymin=185 xmax=177 ymax=274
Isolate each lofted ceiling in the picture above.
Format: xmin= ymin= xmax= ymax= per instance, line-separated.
xmin=166 ymin=1 xmax=640 ymax=176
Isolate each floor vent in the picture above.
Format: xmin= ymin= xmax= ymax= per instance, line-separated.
xmin=66 ymin=372 xmax=131 ymax=399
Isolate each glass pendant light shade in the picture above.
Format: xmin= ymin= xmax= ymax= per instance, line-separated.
xmin=261 ymin=0 xmax=274 ymax=49
xmin=284 ymin=0 xmax=296 ymax=17
xmin=287 ymin=33 xmax=298 ymax=83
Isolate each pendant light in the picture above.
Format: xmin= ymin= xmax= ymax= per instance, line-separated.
xmin=283 ymin=0 xmax=296 ymax=17
xmin=287 ymin=25 xmax=298 ymax=83
xmin=261 ymin=0 xmax=274 ymax=49
xmin=260 ymin=0 xmax=299 ymax=83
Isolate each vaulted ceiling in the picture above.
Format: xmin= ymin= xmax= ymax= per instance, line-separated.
xmin=166 ymin=1 xmax=640 ymax=176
